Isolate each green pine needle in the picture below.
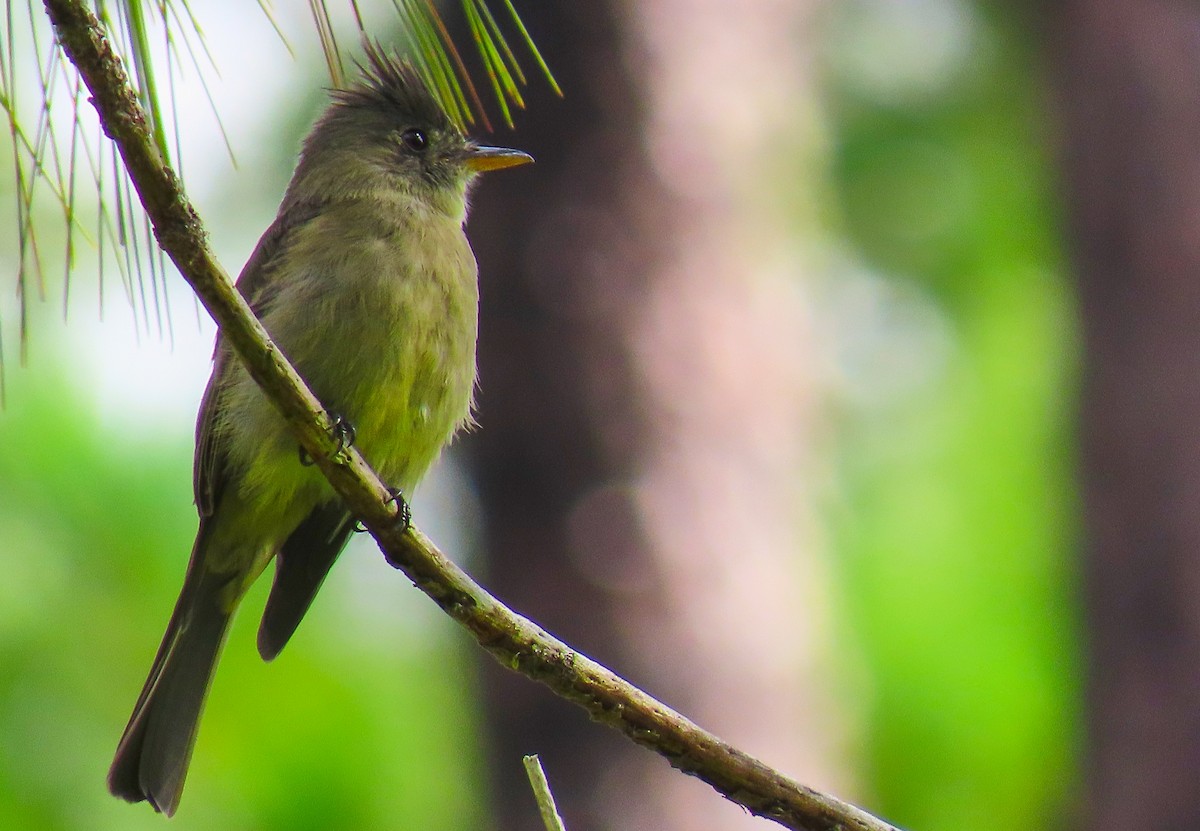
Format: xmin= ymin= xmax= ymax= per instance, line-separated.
xmin=2 ymin=0 xmax=557 ymax=398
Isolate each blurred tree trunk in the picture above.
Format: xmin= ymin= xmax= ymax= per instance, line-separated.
xmin=1049 ymin=2 xmax=1200 ymax=828
xmin=459 ymin=2 xmax=847 ymax=829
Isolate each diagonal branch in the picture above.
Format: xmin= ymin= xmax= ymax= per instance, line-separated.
xmin=41 ymin=2 xmax=902 ymax=830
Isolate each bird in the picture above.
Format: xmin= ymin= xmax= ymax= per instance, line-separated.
xmin=106 ymin=44 xmax=532 ymax=815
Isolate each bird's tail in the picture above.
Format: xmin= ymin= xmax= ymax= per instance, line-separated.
xmin=107 ymin=531 xmax=236 ymax=817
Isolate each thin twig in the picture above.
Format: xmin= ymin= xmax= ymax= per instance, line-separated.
xmin=523 ymin=755 xmax=567 ymax=831
xmin=40 ymin=3 xmax=902 ymax=830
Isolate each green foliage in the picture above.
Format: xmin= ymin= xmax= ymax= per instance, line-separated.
xmin=0 ymin=3 xmax=1085 ymax=828
xmin=0 ymin=353 xmax=486 ymax=830
xmin=823 ymin=3 xmax=1080 ymax=829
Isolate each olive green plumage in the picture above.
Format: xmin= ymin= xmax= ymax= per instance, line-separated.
xmin=107 ymin=45 xmax=530 ymax=815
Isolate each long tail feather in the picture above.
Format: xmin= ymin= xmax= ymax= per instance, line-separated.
xmin=107 ymin=533 xmax=235 ymax=817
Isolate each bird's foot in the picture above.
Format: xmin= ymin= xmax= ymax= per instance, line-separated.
xmin=299 ymin=412 xmax=356 ymax=466
xmin=354 ymin=488 xmax=412 ymax=539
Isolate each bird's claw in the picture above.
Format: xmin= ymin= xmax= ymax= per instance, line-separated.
xmin=354 ymin=488 xmax=412 ymax=537
xmin=299 ymin=413 xmax=356 ymax=466
xmin=330 ymin=414 xmax=356 ymax=454
xmin=390 ymin=489 xmax=413 ymax=532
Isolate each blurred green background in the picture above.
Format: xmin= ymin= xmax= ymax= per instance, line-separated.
xmin=0 ymin=2 xmax=1079 ymax=830
xmin=823 ymin=3 xmax=1079 ymax=828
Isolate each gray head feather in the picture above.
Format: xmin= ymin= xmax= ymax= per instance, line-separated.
xmin=332 ymin=43 xmax=457 ymax=137
xmin=284 ymin=44 xmax=472 ymax=216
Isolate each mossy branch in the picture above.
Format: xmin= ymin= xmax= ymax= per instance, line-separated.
xmin=42 ymin=2 xmax=902 ymax=829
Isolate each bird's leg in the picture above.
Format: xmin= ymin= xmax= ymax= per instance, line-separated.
xmin=298 ymin=412 xmax=356 ymax=466
xmin=353 ymin=488 xmax=412 ymax=538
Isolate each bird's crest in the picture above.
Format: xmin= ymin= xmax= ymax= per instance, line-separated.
xmin=334 ymin=42 xmax=457 ymax=134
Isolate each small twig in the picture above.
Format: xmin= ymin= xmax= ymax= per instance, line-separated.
xmin=41 ymin=3 xmax=902 ymax=829
xmin=523 ymin=755 xmax=567 ymax=831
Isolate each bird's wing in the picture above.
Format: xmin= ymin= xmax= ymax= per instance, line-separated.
xmin=192 ymin=197 xmax=356 ymax=662
xmin=192 ymin=199 xmax=326 ymax=516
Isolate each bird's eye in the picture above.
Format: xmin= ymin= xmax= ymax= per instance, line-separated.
xmin=400 ymin=128 xmax=428 ymax=153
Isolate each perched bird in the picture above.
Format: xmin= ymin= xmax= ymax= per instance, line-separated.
xmin=107 ymin=45 xmax=532 ymax=815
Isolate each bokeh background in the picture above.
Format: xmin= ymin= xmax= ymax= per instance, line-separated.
xmin=1 ymin=1 xmax=1193 ymax=830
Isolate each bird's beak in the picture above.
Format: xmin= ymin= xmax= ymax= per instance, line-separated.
xmin=465 ymin=144 xmax=534 ymax=173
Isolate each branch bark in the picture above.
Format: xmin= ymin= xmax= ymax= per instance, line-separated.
xmin=42 ymin=2 xmax=900 ymax=829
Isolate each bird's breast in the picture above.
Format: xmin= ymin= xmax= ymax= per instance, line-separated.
xmin=221 ymin=208 xmax=480 ymax=507
xmin=313 ymin=219 xmax=480 ymax=490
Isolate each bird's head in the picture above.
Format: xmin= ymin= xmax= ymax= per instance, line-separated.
xmin=287 ymin=43 xmax=532 ymax=220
